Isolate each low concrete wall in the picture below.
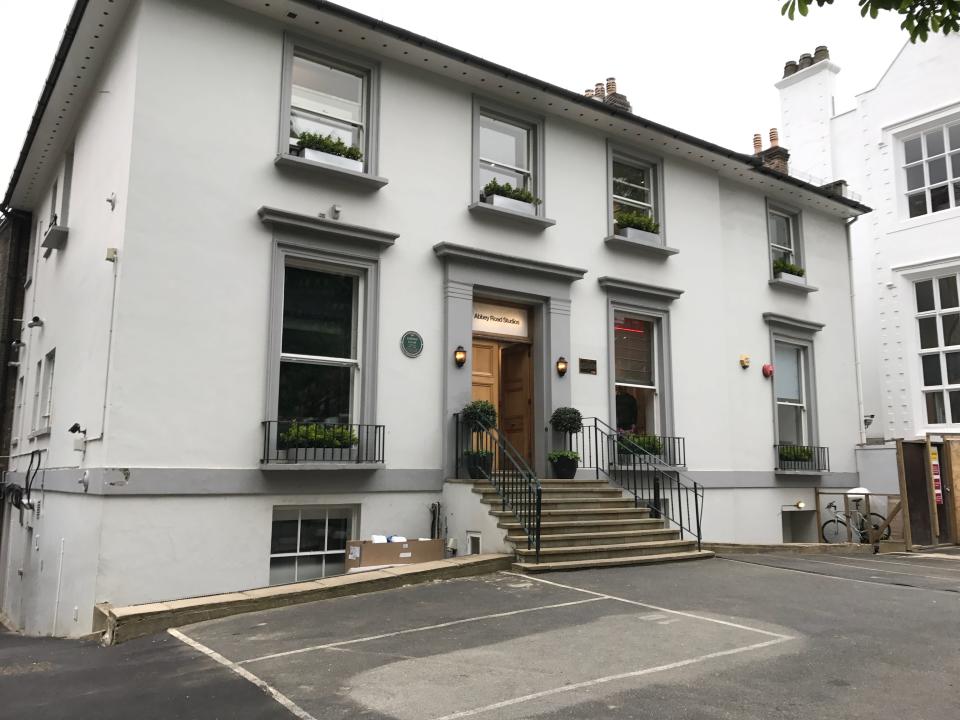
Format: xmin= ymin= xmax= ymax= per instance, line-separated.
xmin=704 ymin=542 xmax=875 ymax=555
xmin=441 ymin=480 xmax=511 ymax=556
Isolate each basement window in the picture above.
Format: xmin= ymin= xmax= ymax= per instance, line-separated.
xmin=269 ymin=506 xmax=355 ymax=584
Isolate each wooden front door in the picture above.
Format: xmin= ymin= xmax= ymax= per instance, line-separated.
xmin=500 ymin=343 xmax=533 ymax=465
xmin=471 ymin=340 xmax=500 ymax=417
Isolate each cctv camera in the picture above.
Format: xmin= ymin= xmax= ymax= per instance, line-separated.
xmin=26 ymin=316 xmax=44 ymax=328
xmin=68 ymin=423 xmax=84 ymax=434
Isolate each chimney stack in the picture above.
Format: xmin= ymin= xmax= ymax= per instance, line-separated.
xmin=606 ymin=77 xmax=617 ymax=96
xmin=757 ymin=127 xmax=789 ymax=174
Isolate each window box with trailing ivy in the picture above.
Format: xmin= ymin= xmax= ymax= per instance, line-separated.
xmin=614 ymin=209 xmax=661 ymax=244
xmin=481 ymin=179 xmax=540 ymax=216
xmin=773 ymin=258 xmax=808 ymax=287
xmin=296 ymin=132 xmax=364 ymax=173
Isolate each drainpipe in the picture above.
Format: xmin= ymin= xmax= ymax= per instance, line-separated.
xmin=845 ymin=216 xmax=866 ymax=445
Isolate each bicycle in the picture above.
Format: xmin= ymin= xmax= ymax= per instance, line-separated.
xmin=820 ymin=499 xmax=891 ymax=544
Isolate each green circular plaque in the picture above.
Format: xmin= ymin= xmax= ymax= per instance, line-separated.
xmin=400 ymin=331 xmax=424 ymax=358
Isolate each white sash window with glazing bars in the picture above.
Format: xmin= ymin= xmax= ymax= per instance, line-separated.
xmin=903 ymin=122 xmax=960 ymax=218
xmin=915 ymin=274 xmax=960 ymax=425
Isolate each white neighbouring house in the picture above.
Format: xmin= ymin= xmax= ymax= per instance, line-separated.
xmin=776 ymin=38 xmax=960 ymax=477
xmin=1 ymin=0 xmax=870 ymax=637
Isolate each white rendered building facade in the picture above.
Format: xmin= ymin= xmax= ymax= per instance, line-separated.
xmin=1 ymin=0 xmax=867 ymax=636
xmin=777 ymin=37 xmax=960 ymax=443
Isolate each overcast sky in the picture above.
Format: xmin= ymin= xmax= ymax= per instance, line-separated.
xmin=1 ymin=0 xmax=907 ymax=200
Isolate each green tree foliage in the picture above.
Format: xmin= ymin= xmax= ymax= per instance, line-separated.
xmin=781 ymin=0 xmax=960 ymax=42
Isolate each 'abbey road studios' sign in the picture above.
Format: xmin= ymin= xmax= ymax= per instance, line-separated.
xmin=473 ymin=302 xmax=528 ymax=339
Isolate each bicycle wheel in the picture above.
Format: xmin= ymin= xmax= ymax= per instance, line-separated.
xmin=869 ymin=513 xmax=891 ymax=541
xmin=821 ymin=518 xmax=849 ymax=543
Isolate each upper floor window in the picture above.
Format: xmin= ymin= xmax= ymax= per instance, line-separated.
xmin=904 ymin=122 xmax=960 ymax=218
xmin=472 ymin=102 xmax=545 ymax=220
xmin=611 ymin=158 xmax=660 ymax=237
xmin=281 ymin=41 xmax=379 ymax=176
xmin=767 ymin=204 xmax=807 ymax=283
xmin=915 ymin=274 xmax=960 ymax=425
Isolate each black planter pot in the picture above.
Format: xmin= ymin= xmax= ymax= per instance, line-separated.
xmin=550 ymin=456 xmax=578 ymax=479
xmin=465 ymin=453 xmax=493 ymax=479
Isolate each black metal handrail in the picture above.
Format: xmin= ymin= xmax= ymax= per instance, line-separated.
xmin=454 ymin=413 xmax=541 ymax=561
xmin=571 ymin=417 xmax=703 ymax=551
xmin=775 ymin=444 xmax=829 ymax=472
xmin=261 ymin=420 xmax=385 ymax=464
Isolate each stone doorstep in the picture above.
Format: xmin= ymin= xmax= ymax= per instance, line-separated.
xmin=100 ymin=554 xmax=512 ymax=646
xmin=703 ymin=542 xmax=876 ymax=555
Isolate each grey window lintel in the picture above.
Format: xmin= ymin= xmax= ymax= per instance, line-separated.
xmin=604 ymin=234 xmax=678 ymax=257
xmin=762 ymin=312 xmax=824 ymax=335
xmin=433 ymin=242 xmax=585 ymax=282
xmin=598 ymin=276 xmax=684 ymax=304
xmin=258 ymin=206 xmax=398 ymax=250
xmin=467 ymin=201 xmax=556 ymax=230
xmin=274 ymin=154 xmax=388 ymax=189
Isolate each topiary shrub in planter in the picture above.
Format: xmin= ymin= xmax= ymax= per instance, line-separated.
xmin=464 ymin=449 xmax=494 ymax=479
xmin=548 ymin=450 xmax=580 ymax=480
xmin=614 ymin=209 xmax=660 ymax=240
xmin=549 ymin=407 xmax=583 ymax=435
xmin=297 ymin=131 xmax=364 ymax=172
xmin=462 ymin=400 xmax=497 ymax=430
xmin=482 ymin=179 xmax=541 ymax=215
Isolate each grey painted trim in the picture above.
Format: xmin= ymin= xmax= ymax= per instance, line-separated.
xmin=273 ymin=154 xmax=388 ymax=189
xmin=597 ymin=277 xmax=684 ymax=306
xmin=2 ymin=467 xmax=445 ymax=496
xmin=605 ymin=299 xmax=676 ymax=438
xmin=762 ymin=312 xmax=824 ymax=335
xmin=686 ymin=470 xmax=859 ymax=489
xmin=279 ymin=33 xmax=381 ymax=175
xmin=27 ymin=427 xmax=51 ymax=440
xmin=603 ymin=235 xmax=678 ymax=257
xmin=764 ymin=197 xmax=806 ymax=280
xmin=467 ymin=201 xmax=556 ymax=230
xmin=769 ymin=278 xmax=818 ymax=294
xmin=258 ymin=206 xmax=398 ymax=249
xmin=433 ymin=243 xmax=586 ymax=281
xmin=605 ymin=141 xmax=666 ymax=240
xmin=471 ymin=97 xmax=547 ymax=217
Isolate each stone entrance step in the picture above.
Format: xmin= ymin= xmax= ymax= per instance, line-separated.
xmin=512 ymin=549 xmax=715 ymax=573
xmin=506 ymin=528 xmax=681 ymax=548
xmin=514 ymin=538 xmax=697 ymax=563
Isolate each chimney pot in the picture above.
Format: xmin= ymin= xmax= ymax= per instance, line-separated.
xmin=798 ymin=53 xmax=812 ymax=70
xmin=606 ymin=77 xmax=617 ymax=95
xmin=769 ymin=128 xmax=780 ymax=147
xmin=783 ymin=60 xmax=798 ymax=78
xmin=585 ymin=88 xmax=594 ymax=98
xmin=813 ymin=45 xmax=829 ymax=63
xmin=753 ymin=133 xmax=763 ymax=154
xmin=594 ymin=82 xmax=605 ymax=99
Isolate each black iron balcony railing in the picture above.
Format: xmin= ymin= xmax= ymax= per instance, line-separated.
xmin=454 ymin=412 xmax=541 ymax=562
xmin=261 ymin=420 xmax=385 ymax=465
xmin=571 ymin=417 xmax=703 ymax=551
xmin=775 ymin=444 xmax=830 ymax=473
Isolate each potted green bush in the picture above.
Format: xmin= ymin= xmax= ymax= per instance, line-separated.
xmin=548 ymin=407 xmax=582 ymax=478
xmin=778 ymin=445 xmax=813 ymax=464
xmin=464 ymin=449 xmax=494 ymax=479
xmin=462 ymin=400 xmax=497 ymax=430
xmin=482 ymin=179 xmax=541 ymax=216
xmin=773 ymin=258 xmax=807 ymax=286
xmin=614 ymin=209 xmax=660 ymax=242
xmin=618 ymin=432 xmax=663 ymax=463
xmin=548 ymin=450 xmax=580 ymax=480
xmin=296 ymin=131 xmax=364 ymax=172
xmin=278 ymin=421 xmax=359 ymax=461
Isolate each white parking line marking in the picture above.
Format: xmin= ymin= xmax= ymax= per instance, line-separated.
xmin=502 ymin=572 xmax=793 ymax=640
xmin=430 ymin=637 xmax=791 ymax=720
xmin=801 ymin=558 xmax=960 ymax=582
xmin=836 ymin=556 xmax=960 ymax=573
xmin=240 ymin=597 xmax=607 ymax=665
xmin=721 ymin=556 xmax=934 ymax=588
xmin=168 ymin=629 xmax=316 ymax=720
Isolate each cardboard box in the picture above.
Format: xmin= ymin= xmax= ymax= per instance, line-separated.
xmin=345 ymin=538 xmax=444 ymax=570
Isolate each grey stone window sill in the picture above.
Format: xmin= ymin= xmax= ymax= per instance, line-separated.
xmin=467 ymin=201 xmax=556 ymax=230
xmin=604 ymin=234 xmax=679 ymax=257
xmin=28 ymin=427 xmax=51 ymax=440
xmin=260 ymin=461 xmax=384 ymax=472
xmin=274 ymin=154 xmax=389 ymax=189
xmin=769 ymin=277 xmax=818 ymax=294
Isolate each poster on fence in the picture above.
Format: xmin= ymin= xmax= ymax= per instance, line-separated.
xmin=930 ymin=447 xmax=944 ymax=506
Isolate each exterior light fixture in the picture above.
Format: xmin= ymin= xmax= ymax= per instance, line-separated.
xmin=795 ymin=500 xmax=806 ymax=509
xmin=556 ymin=357 xmax=568 ymax=377
xmin=454 ymin=346 xmax=467 ymax=368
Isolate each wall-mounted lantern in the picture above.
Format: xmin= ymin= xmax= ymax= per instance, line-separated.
xmin=454 ymin=345 xmax=467 ymax=368
xmin=556 ymin=356 xmax=568 ymax=377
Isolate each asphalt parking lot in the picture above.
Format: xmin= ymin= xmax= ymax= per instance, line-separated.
xmin=3 ymin=551 xmax=960 ymax=719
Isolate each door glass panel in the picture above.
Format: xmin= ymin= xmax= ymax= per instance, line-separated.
xmin=925 ymin=391 xmax=946 ymax=424
xmin=774 ymin=344 xmax=802 ymax=402
xmin=271 ymin=508 xmax=299 ymax=554
xmin=278 ymin=362 xmax=353 ymax=422
xmin=915 ymin=280 xmax=935 ymax=312
xmin=614 ymin=314 xmax=654 ymax=386
xmin=919 ymin=317 xmax=939 ymax=349
xmin=939 ymin=276 xmax=959 ymax=309
xmin=282 ymin=267 xmax=356 ymax=358
xmin=922 ymin=354 xmax=942 ymax=386
xmin=479 ymin=114 xmax=529 ymax=170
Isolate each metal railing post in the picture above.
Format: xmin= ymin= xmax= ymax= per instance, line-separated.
xmin=693 ymin=481 xmax=701 ymax=551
